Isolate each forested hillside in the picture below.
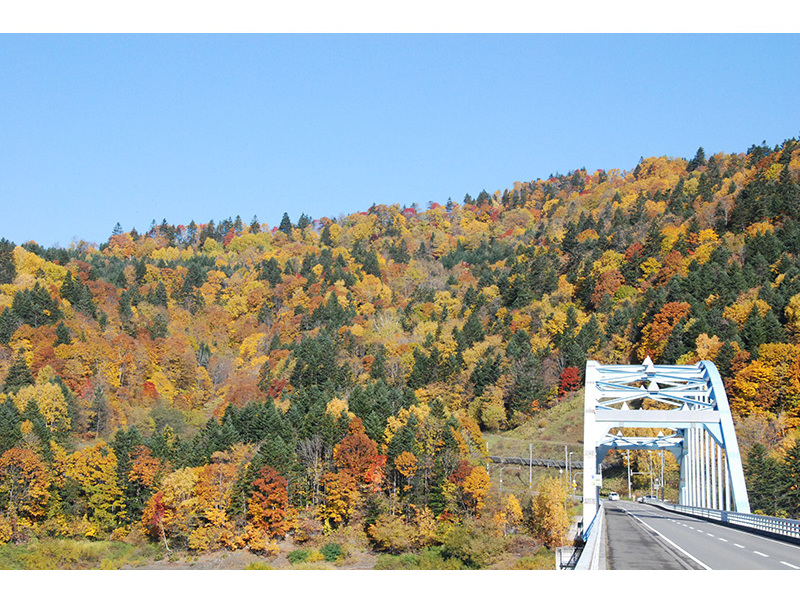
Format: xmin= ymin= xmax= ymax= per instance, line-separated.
xmin=1 ymin=138 xmax=800 ymax=564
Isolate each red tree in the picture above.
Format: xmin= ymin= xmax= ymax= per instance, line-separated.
xmin=559 ymin=366 xmax=582 ymax=396
xmin=248 ymin=466 xmax=289 ymax=538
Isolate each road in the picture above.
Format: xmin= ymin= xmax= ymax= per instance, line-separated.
xmin=604 ymin=500 xmax=800 ymax=570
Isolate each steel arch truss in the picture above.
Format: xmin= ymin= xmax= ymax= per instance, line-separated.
xmin=582 ymin=358 xmax=750 ymax=530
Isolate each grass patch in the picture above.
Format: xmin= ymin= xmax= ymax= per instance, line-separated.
xmin=245 ymin=561 xmax=275 ymax=570
xmin=374 ymin=547 xmax=465 ymax=570
xmin=0 ymin=537 xmax=161 ymax=570
xmin=512 ymin=547 xmax=555 ymax=570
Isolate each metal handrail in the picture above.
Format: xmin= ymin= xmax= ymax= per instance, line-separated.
xmin=654 ymin=501 xmax=800 ymax=541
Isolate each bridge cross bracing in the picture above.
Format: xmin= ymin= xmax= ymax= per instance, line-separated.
xmin=582 ymin=358 xmax=750 ymax=533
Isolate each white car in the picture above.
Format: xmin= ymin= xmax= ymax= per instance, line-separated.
xmin=608 ymin=491 xmax=620 ymax=501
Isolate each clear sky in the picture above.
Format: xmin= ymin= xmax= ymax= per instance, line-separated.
xmin=1 ymin=31 xmax=799 ymax=247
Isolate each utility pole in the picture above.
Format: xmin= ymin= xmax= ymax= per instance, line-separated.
xmin=568 ymin=451 xmax=574 ymax=489
xmin=529 ymin=443 xmax=533 ymax=489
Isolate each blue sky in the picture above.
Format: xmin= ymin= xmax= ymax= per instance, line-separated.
xmin=1 ymin=32 xmax=799 ymax=247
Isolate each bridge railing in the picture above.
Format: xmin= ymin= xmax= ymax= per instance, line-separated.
xmin=574 ymin=504 xmax=605 ymax=570
xmin=653 ymin=501 xmax=800 ymax=542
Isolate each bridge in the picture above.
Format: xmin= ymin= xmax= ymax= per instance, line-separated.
xmin=568 ymin=358 xmax=800 ymax=570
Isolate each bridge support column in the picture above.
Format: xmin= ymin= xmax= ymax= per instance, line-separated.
xmin=582 ymin=361 xmax=600 ymax=530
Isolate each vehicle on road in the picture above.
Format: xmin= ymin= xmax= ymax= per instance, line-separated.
xmin=608 ymin=491 xmax=620 ymax=501
xmin=637 ymin=495 xmax=657 ymax=503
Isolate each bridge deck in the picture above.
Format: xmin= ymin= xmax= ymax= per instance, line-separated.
xmin=604 ymin=500 xmax=800 ymax=570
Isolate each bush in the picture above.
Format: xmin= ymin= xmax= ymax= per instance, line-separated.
xmin=320 ymin=542 xmax=343 ymax=562
xmin=287 ymin=548 xmax=310 ymax=564
xmin=367 ymin=513 xmax=415 ymax=553
xmin=417 ymin=547 xmax=464 ymax=570
xmin=374 ymin=547 xmax=464 ymax=570
xmin=441 ymin=519 xmax=504 ymax=569
xmin=374 ymin=553 xmax=421 ymax=570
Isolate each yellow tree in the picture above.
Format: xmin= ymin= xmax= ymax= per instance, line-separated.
xmin=194 ymin=459 xmax=238 ymax=529
xmin=394 ymin=450 xmax=418 ymax=493
xmin=530 ymin=475 xmax=570 ymax=547
xmin=0 ymin=447 xmax=51 ymax=539
xmin=319 ymin=471 xmax=359 ymax=528
xmin=66 ymin=442 xmax=126 ymax=532
xmin=142 ymin=466 xmax=201 ymax=546
xmin=462 ymin=466 xmax=491 ymax=514
xmin=498 ymin=493 xmax=523 ymax=536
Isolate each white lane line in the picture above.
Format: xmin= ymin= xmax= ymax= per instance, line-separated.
xmin=624 ymin=509 xmax=712 ymax=570
xmin=734 ymin=544 xmax=745 ymax=548
xmin=753 ymin=551 xmax=769 ymax=557
xmin=706 ymin=533 xmax=716 ymax=537
xmin=718 ymin=538 xmax=728 ymax=542
xmin=780 ymin=561 xmax=800 ymax=569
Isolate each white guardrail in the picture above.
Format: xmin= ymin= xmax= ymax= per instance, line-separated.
xmin=654 ymin=501 xmax=800 ymax=541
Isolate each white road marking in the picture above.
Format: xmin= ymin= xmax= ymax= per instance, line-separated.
xmin=753 ymin=551 xmax=769 ymax=557
xmin=624 ymin=509 xmax=712 ymax=570
xmin=734 ymin=543 xmax=745 ymax=548
xmin=718 ymin=538 xmax=728 ymax=542
xmin=780 ymin=561 xmax=800 ymax=569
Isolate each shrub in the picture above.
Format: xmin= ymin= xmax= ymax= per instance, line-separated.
xmin=287 ymin=548 xmax=310 ymax=564
xmin=367 ymin=513 xmax=415 ymax=553
xmin=374 ymin=547 xmax=464 ymax=570
xmin=441 ymin=519 xmax=504 ymax=569
xmin=374 ymin=553 xmax=420 ymax=570
xmin=320 ymin=542 xmax=343 ymax=562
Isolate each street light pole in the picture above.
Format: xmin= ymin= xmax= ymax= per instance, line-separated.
xmin=626 ymin=451 xmax=632 ymax=500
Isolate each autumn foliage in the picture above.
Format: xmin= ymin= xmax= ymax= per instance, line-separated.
xmin=2 ymin=138 xmax=800 ymax=553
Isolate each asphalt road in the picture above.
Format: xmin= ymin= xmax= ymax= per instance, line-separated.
xmin=604 ymin=500 xmax=800 ymax=570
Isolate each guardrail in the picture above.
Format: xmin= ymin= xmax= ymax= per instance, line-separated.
xmin=654 ymin=501 xmax=800 ymax=543
xmin=574 ymin=504 xmax=605 ymax=570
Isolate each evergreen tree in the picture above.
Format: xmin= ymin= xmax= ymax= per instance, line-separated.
xmin=0 ymin=238 xmax=15 ymax=285
xmin=745 ymin=443 xmax=786 ymax=516
xmin=89 ymin=387 xmax=112 ymax=439
xmin=3 ymin=352 xmax=34 ymax=393
xmin=12 ymin=282 xmax=62 ymax=327
xmin=61 ymin=271 xmax=97 ymax=317
xmin=297 ymin=213 xmax=312 ymax=230
xmin=686 ymin=146 xmax=707 ymax=172
xmin=278 ymin=213 xmax=293 ymax=235
xmin=0 ymin=399 xmax=22 ymax=455
xmin=0 ymin=307 xmax=20 ymax=345
xmin=782 ymin=440 xmax=800 ymax=518
xmin=55 ymin=321 xmax=72 ymax=346
xmin=370 ymin=344 xmax=387 ymax=380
